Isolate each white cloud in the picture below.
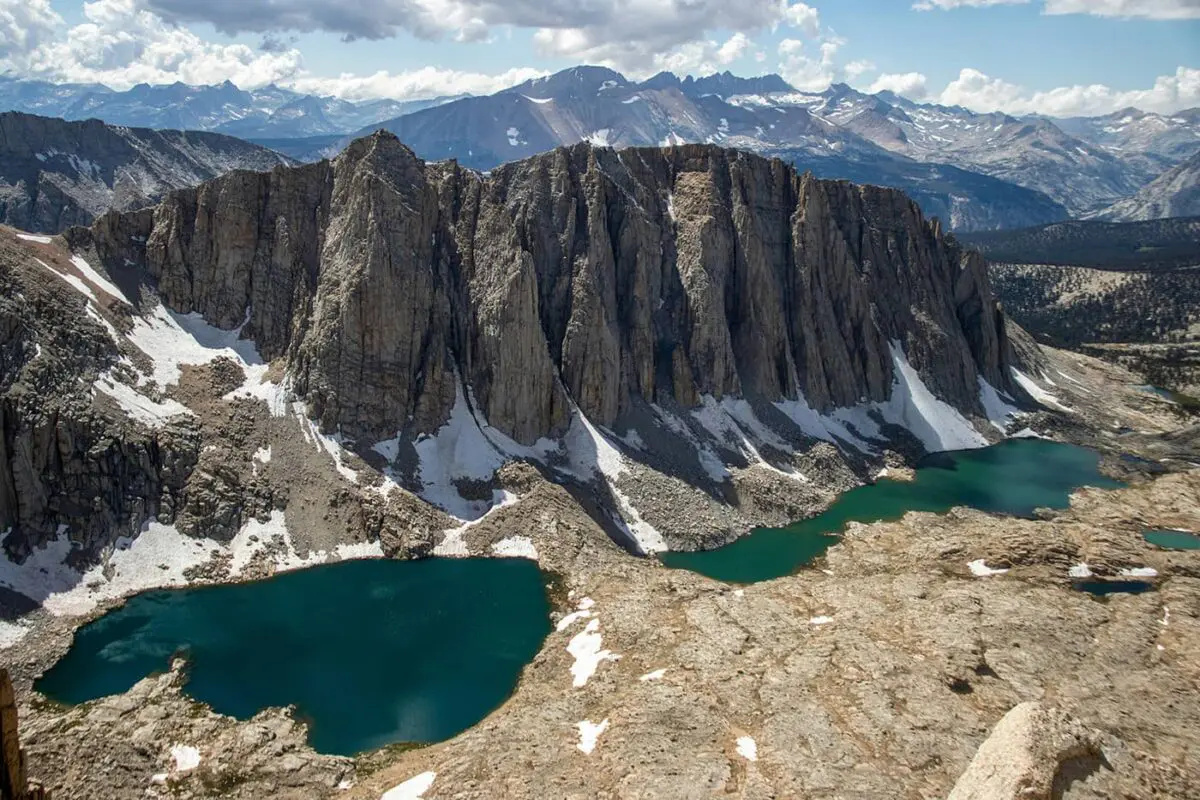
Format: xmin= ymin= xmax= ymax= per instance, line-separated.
xmin=645 ymin=32 xmax=754 ymax=76
xmin=1045 ymin=0 xmax=1200 ymax=18
xmin=0 ymin=0 xmax=63 ymax=63
xmin=916 ymin=0 xmax=1200 ymax=16
xmin=0 ymin=0 xmax=542 ymax=100
xmin=843 ymin=59 xmax=877 ymax=81
xmin=13 ymin=0 xmax=302 ymax=88
xmin=913 ymin=0 xmax=1025 ymax=9
xmin=781 ymin=2 xmax=821 ymax=36
xmin=936 ymin=65 xmax=1200 ymax=115
xmin=868 ymin=71 xmax=929 ymax=99
xmin=130 ymin=0 xmax=821 ymax=73
xmin=291 ymin=65 xmax=545 ymax=101
xmin=777 ymin=35 xmax=844 ymax=92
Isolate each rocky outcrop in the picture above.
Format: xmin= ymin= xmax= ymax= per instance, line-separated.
xmin=2 ymin=668 xmax=47 ymax=800
xmin=0 ymin=231 xmax=201 ymax=561
xmin=0 ymin=112 xmax=292 ymax=234
xmin=946 ymin=702 xmax=1104 ymax=800
xmin=84 ymin=133 xmax=1019 ymax=448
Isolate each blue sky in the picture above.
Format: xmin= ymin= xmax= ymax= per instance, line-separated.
xmin=8 ymin=0 xmax=1200 ymax=115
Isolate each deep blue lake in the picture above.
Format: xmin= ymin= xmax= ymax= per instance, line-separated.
xmin=36 ymin=557 xmax=552 ymax=756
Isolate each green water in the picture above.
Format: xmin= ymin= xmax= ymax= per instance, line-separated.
xmin=661 ymin=439 xmax=1123 ymax=584
xmin=1073 ymin=579 xmax=1155 ymax=596
xmin=1144 ymin=529 xmax=1200 ymax=550
xmin=36 ymin=558 xmax=551 ymax=756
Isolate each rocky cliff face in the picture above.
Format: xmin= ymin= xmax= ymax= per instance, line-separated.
xmin=0 ymin=112 xmax=293 ymax=234
xmin=86 ymin=133 xmax=1017 ymax=448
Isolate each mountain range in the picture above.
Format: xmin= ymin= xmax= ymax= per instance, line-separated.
xmin=0 ymin=76 xmax=461 ymax=139
xmin=0 ymin=112 xmax=292 ymax=234
xmin=1 ymin=67 xmax=1198 ymax=233
xmin=350 ymin=67 xmax=1200 ymax=227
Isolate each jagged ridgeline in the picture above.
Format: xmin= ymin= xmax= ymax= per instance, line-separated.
xmin=79 ymin=132 xmax=1020 ymax=448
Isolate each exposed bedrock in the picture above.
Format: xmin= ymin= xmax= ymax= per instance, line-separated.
xmin=83 ymin=134 xmax=1018 ymax=448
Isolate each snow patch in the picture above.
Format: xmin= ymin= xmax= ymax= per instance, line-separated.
xmin=878 ymin=343 xmax=987 ymax=452
xmin=978 ymin=378 xmax=1021 ymax=432
xmin=70 ymin=256 xmax=127 ymax=303
xmin=557 ymin=596 xmax=596 ymax=632
xmin=491 ymin=536 xmax=538 ymax=560
xmin=381 ymin=771 xmax=437 ymax=800
xmin=809 ymin=616 xmax=834 ymax=625
xmin=0 ymin=521 xmax=216 ymax=617
xmin=433 ymin=490 xmax=519 ymax=556
xmin=93 ymin=375 xmax=192 ymax=427
xmin=522 ymin=95 xmax=553 ymax=104
xmin=736 ymin=736 xmax=758 ymax=761
xmin=567 ymin=618 xmax=620 ymax=687
xmin=577 ymin=719 xmax=610 ymax=754
xmin=334 ymin=540 xmax=385 ymax=560
xmin=170 ymin=744 xmax=201 ymax=773
xmin=227 ymin=510 xmax=324 ymax=576
xmin=1119 ymin=566 xmax=1158 ymax=578
xmin=1069 ymin=563 xmax=1093 ymax=578
xmin=506 ymin=127 xmax=522 ymax=146
xmin=16 ymin=232 xmax=53 ymax=244
xmin=0 ymin=618 xmax=31 ymax=650
xmin=968 ymin=559 xmax=1009 ymax=577
xmin=639 ymin=668 xmax=667 ymax=682
xmin=1012 ymin=368 xmax=1073 ymax=413
xmin=253 ymin=446 xmax=272 ymax=464
xmin=413 ymin=384 xmax=510 ymax=520
xmin=586 ymin=129 xmax=612 ymax=147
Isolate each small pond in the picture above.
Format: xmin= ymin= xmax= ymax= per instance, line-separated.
xmin=36 ymin=558 xmax=552 ymax=756
xmin=1143 ymin=529 xmax=1200 ymax=551
xmin=661 ymin=439 xmax=1123 ymax=584
xmin=1072 ymin=579 xmax=1156 ymax=596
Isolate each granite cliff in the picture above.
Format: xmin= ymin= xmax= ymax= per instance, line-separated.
xmin=84 ymin=132 xmax=1020 ymax=446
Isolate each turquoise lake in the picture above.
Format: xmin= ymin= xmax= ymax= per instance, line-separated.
xmin=661 ymin=439 xmax=1123 ymax=584
xmin=1144 ymin=529 xmax=1200 ymax=550
xmin=36 ymin=558 xmax=552 ymax=756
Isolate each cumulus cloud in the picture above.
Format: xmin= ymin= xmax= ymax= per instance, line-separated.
xmin=528 ymin=1 xmax=818 ymax=72
xmin=937 ymin=65 xmax=1200 ymax=115
xmin=0 ymin=0 xmax=63 ymax=63
xmin=7 ymin=0 xmax=302 ymax=88
xmin=0 ymin=0 xmax=542 ymax=100
xmin=913 ymin=0 xmax=1024 ymax=9
xmin=777 ymin=36 xmax=844 ymax=92
xmin=843 ymin=59 xmax=876 ymax=80
xmin=644 ymin=32 xmax=754 ymax=77
xmin=916 ymin=0 xmax=1200 ymax=16
xmin=291 ymin=66 xmax=546 ymax=101
xmin=868 ymin=71 xmax=929 ymax=99
xmin=132 ymin=0 xmax=823 ymax=72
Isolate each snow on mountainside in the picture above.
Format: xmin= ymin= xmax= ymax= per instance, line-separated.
xmin=0 ymin=111 xmax=294 ymax=234
xmin=0 ymin=76 xmax=460 ymax=138
xmin=358 ymin=67 xmax=1067 ymax=232
xmin=1089 ymin=149 xmax=1200 ymax=222
xmin=4 ymin=68 xmax=1197 ymax=228
xmin=779 ymin=84 xmax=1158 ymax=215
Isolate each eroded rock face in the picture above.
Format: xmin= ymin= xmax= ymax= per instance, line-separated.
xmin=84 ymin=134 xmax=1018 ymax=447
